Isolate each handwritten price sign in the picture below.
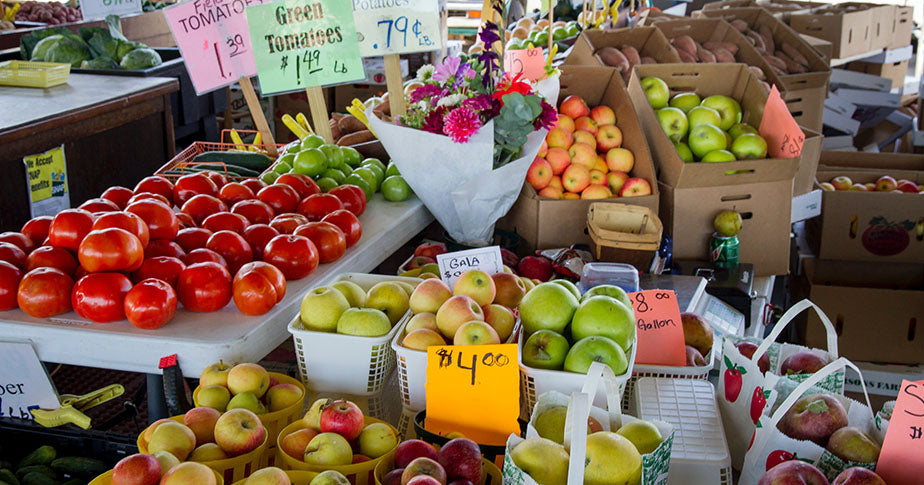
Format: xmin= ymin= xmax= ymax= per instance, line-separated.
xmin=436 ymin=246 xmax=503 ymax=290
xmin=246 ymin=0 xmax=364 ymax=95
xmin=503 ymin=47 xmax=546 ymax=82
xmin=426 ymin=344 xmax=520 ymax=445
xmin=758 ymin=85 xmax=804 ymax=159
xmin=80 ymin=0 xmax=141 ymax=21
xmin=353 ymin=0 xmax=441 ymax=57
xmin=876 ymin=379 xmax=924 ymax=483
xmin=628 ymin=289 xmax=687 ymax=366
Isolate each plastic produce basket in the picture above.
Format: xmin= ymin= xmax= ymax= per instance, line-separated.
xmin=91 ymin=468 xmax=224 ymax=484
xmin=138 ymin=417 xmax=269 ymax=483
xmin=374 ymin=454 xmax=502 ymax=485
xmin=411 ymin=410 xmax=509 ymax=467
xmin=232 ymin=470 xmax=317 ymax=484
xmin=275 ymin=418 xmax=397 ymax=485
xmin=622 ymin=348 xmax=715 ymax=412
xmin=154 ymin=133 xmax=283 ymax=183
xmin=312 ymin=369 xmax=402 ymax=428
xmin=0 ymin=60 xmax=69 ymax=88
xmin=635 ymin=377 xmax=732 ymax=485
xmin=288 ymin=273 xmax=422 ymax=395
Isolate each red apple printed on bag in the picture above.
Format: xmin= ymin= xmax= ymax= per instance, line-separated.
xmin=766 ymin=450 xmax=795 ymax=471
xmin=724 ymin=355 xmax=746 ymax=402
xmin=750 ymin=387 xmax=768 ymax=424
xmin=861 ymin=217 xmax=914 ymax=256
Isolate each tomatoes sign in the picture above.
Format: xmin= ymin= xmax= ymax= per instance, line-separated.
xmin=0 ymin=341 xmax=60 ymax=422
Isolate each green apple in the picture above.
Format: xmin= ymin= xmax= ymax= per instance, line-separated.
xmin=304 ymin=432 xmax=353 ymax=466
xmin=320 ymin=144 xmax=345 ymax=166
xmin=294 ymin=148 xmax=328 ymax=177
xmin=674 ymin=141 xmax=694 ymax=163
xmin=317 ymin=178 xmax=338 ymax=193
xmin=641 ymin=77 xmax=670 ymax=109
xmin=687 ymin=106 xmax=722 ymax=129
xmin=522 ymin=330 xmax=570 ymax=370
xmin=617 ymin=420 xmax=664 ymax=455
xmin=510 ymin=438 xmax=569 ymax=485
xmin=301 ymin=134 xmax=325 ymax=150
xmin=519 ymin=282 xmax=579 ymax=335
xmin=550 ymin=279 xmax=581 ymax=300
xmin=731 ymin=133 xmax=768 ymax=160
xmin=656 ymin=107 xmax=688 ymax=142
xmin=337 ymin=308 xmax=392 ymax=337
xmin=340 ymin=147 xmax=362 ymax=167
xmin=729 ymin=122 xmax=759 ymax=139
xmin=701 ymin=95 xmax=742 ymax=131
xmin=226 ymin=392 xmax=266 ymax=414
xmin=506 ymin=38 xmax=524 ymax=51
xmin=381 ymin=175 xmax=411 ymax=202
xmin=300 ymin=287 xmax=350 ymax=332
xmin=195 ymin=385 xmax=231 ymax=411
xmin=311 ymin=470 xmax=350 ymax=485
xmin=701 ymin=150 xmax=736 ymax=162
xmin=714 ymin=210 xmax=742 ymax=237
xmin=366 ymin=282 xmax=410 ymax=325
xmin=385 ymin=163 xmax=401 ymax=178
xmin=273 ymin=161 xmax=292 ymax=175
xmin=357 ymin=422 xmax=397 ymax=459
xmin=276 ymin=153 xmax=296 ymax=170
xmin=688 ymin=124 xmax=727 ymax=160
xmin=668 ymin=92 xmax=701 ymax=113
xmin=331 ymin=280 xmax=366 ymax=308
xmin=564 ymin=336 xmax=628 ymax=375
xmin=552 ymin=26 xmax=569 ymax=41
xmin=571 ymin=295 xmax=635 ymax=350
xmin=582 ymin=284 xmax=632 ymax=311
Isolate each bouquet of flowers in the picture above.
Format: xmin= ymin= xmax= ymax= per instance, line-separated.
xmin=367 ymin=17 xmax=558 ymax=246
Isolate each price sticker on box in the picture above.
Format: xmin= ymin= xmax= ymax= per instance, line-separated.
xmin=627 ymin=289 xmax=687 ymax=366
xmin=0 ymin=341 xmax=60 ymax=421
xmin=503 ymin=47 xmax=545 ymax=82
xmin=876 ymin=379 xmax=924 ymax=483
xmin=759 ymin=85 xmax=804 ymax=159
xmin=353 ymin=0 xmax=441 ymax=57
xmin=436 ymin=246 xmax=504 ymax=290
xmin=426 ymin=344 xmax=520 ymax=445
xmin=80 ymin=0 xmax=141 ymax=21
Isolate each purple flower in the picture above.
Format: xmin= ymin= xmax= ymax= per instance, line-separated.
xmin=534 ymin=100 xmax=558 ymax=130
xmin=433 ymin=56 xmax=461 ymax=83
xmin=422 ymin=106 xmax=450 ymax=135
xmin=409 ymin=84 xmax=445 ymax=104
xmin=443 ymin=107 xmax=483 ymax=143
xmin=478 ymin=21 xmax=501 ymax=46
xmin=462 ymin=94 xmax=501 ymax=120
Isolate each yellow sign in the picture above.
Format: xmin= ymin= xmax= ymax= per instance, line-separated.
xmin=24 ymin=145 xmax=68 ymax=203
xmin=426 ymin=344 xmax=520 ymax=445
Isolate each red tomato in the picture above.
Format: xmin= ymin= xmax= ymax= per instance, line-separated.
xmin=100 ymin=186 xmax=134 ymax=209
xmin=128 ymin=192 xmax=172 ymax=207
xmin=17 ymin=267 xmax=74 ymax=317
xmin=263 ymin=234 xmax=318 ymax=280
xmin=258 ymin=184 xmax=300 ymax=215
xmin=235 ymin=261 xmax=286 ymax=302
xmin=297 ymin=194 xmax=344 ymax=222
xmin=276 ymin=173 xmax=320 ymax=199
xmin=174 ymin=173 xmax=218 ymax=206
xmin=134 ymin=176 xmax=175 ymax=205
xmin=175 ymin=227 xmax=213 ymax=253
xmin=270 ymin=213 xmax=310 ymax=234
xmin=126 ymin=200 xmax=179 ymax=241
xmin=26 ymin=246 xmax=78 ymax=275
xmin=206 ymin=230 xmax=253 ymax=275
xmin=21 ymin=216 xmax=53 ymax=248
xmin=124 ymin=278 xmax=178 ymax=329
xmin=203 ymin=171 xmax=228 ymax=189
xmin=0 ymin=261 xmax=23 ymax=310
xmin=181 ymin=194 xmax=228 ymax=225
xmin=0 ymin=242 xmax=27 ymax=270
xmin=202 ymin=212 xmax=249 ymax=234
xmin=71 ymin=272 xmax=132 ymax=323
xmin=177 ymin=262 xmax=232 ymax=312
xmin=145 ymin=240 xmax=187 ymax=260
xmin=294 ymin=222 xmax=346 ymax=263
xmin=48 ymin=209 xmax=95 ymax=252
xmin=218 ymin=182 xmax=255 ymax=206
xmin=232 ymin=271 xmax=277 ymax=316
xmin=184 ymin=248 xmax=227 ymax=268
xmin=79 ymin=198 xmax=121 ymax=213
xmin=74 ymin=266 xmax=90 ymax=280
xmin=241 ymin=179 xmax=267 ymax=194
xmin=242 ymin=224 xmax=279 ymax=260
xmin=92 ymin=212 xmax=150 ymax=249
xmin=175 ymin=212 xmax=196 ymax=229
xmin=329 ymin=185 xmax=367 ymax=217
xmin=231 ymin=199 xmax=275 ymax=225
xmin=0 ymin=232 xmax=36 ymax=254
xmin=133 ymin=256 xmax=186 ymax=287
xmin=321 ymin=210 xmax=363 ymax=248
xmin=77 ymin=228 xmax=144 ymax=273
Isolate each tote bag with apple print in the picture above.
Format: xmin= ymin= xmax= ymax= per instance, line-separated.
xmin=719 ymin=299 xmax=843 ymax=469
xmin=503 ymin=362 xmax=674 ymax=485
xmin=738 ymin=357 xmax=884 ymax=485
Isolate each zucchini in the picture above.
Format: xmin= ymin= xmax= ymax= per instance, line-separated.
xmin=0 ymin=469 xmax=20 ymax=485
xmin=15 ymin=466 xmax=53 ymax=480
xmin=191 ymin=151 xmax=273 ymax=171
xmin=50 ymin=458 xmax=106 ymax=479
xmin=18 ymin=447 xmax=55 ymax=469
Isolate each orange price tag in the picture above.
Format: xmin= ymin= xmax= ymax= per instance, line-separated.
xmin=875 ymin=379 xmax=924 ymax=484
xmin=758 ymin=85 xmax=804 ymax=159
xmin=425 ymin=344 xmax=520 ymax=445
xmin=627 ymin=290 xmax=686 ymax=366
xmin=503 ymin=47 xmax=546 ymax=82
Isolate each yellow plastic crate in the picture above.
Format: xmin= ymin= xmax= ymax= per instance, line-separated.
xmin=0 ymin=60 xmax=70 ymax=88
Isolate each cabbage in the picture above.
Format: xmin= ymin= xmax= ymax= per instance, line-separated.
xmin=116 ymin=40 xmax=146 ymax=62
xmin=119 ymin=48 xmax=162 ymax=70
xmin=31 ymin=35 xmax=63 ymax=61
xmin=45 ymin=36 xmax=91 ymax=67
xmin=80 ymin=57 xmax=120 ymax=70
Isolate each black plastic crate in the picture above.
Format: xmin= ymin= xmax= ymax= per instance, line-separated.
xmin=0 ymin=419 xmax=138 ymax=466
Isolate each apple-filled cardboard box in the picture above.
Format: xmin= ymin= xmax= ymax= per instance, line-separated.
xmin=497 ymin=66 xmax=659 ymax=254
xmin=659 ymin=178 xmax=793 ymax=276
xmin=818 ymin=150 xmax=924 ymax=172
xmin=627 ymin=63 xmax=801 ymax=189
xmin=800 ymin=257 xmax=924 ymax=364
xmin=807 ymin=168 xmax=924 ymax=264
xmin=562 ymin=26 xmax=682 ymax=75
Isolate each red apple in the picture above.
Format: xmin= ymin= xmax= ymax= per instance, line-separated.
xmin=896 ymin=180 xmax=919 ymax=193
xmin=778 ymin=394 xmax=848 ymax=446
xmin=735 ymin=341 xmax=770 ymax=374
xmin=183 ymin=407 xmax=221 ymax=445
xmin=595 ymin=125 xmax=623 ymax=152
xmin=527 ymin=158 xmax=554 ymax=190
xmin=759 ymin=460 xmax=828 ymax=485
xmin=830 ymin=176 xmax=852 ymax=191
xmin=589 ymin=105 xmax=616 ymax=126
xmin=402 ymin=457 xmax=447 ymax=485
xmin=281 ymin=428 xmax=318 ymax=459
xmin=559 ymin=95 xmax=589 ymax=120
xmin=833 ymin=467 xmax=885 ymax=485
xmin=415 ymin=242 xmax=447 ymax=260
xmin=517 ymin=256 xmax=553 ymax=282
xmin=780 ymin=351 xmax=829 ymax=375
xmin=213 ymin=408 xmax=265 ymax=456
xmin=395 ymin=439 xmax=439 ymax=468
xmin=500 ymin=248 xmax=519 ymax=269
xmin=112 ymin=453 xmax=162 ymax=485
xmin=438 ymin=439 xmax=482 ymax=483
xmin=319 ymin=400 xmax=364 ymax=441
xmin=384 ymin=468 xmax=406 ymax=485
xmin=874 ymin=176 xmax=897 ymax=192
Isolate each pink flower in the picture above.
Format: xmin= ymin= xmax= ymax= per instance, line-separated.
xmin=442 ymin=107 xmax=483 ymax=143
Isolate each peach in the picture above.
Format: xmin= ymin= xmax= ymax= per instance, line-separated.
xmin=527 ymin=158 xmax=554 ymax=190
xmin=581 ymin=185 xmax=612 ymax=199
xmin=568 ymin=143 xmax=596 ymax=169
xmin=595 ymin=125 xmax=623 ymax=151
xmin=606 ymin=148 xmax=635 ymax=173
xmin=574 ymin=116 xmax=598 ymax=135
xmin=559 ymin=95 xmax=589 ymax=120
xmin=572 ymin=130 xmax=597 ymax=150
xmin=538 ymin=186 xmax=563 ymax=199
xmin=562 ymin=164 xmax=591 ymax=193
xmin=590 ymin=105 xmax=616 ymax=125
xmin=546 ymin=127 xmax=573 ymax=149
xmin=589 ymin=170 xmax=606 ymax=185
xmin=546 ymin=148 xmax=571 ymax=175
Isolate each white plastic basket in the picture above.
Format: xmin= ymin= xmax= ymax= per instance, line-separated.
xmin=397 ymin=406 xmax=418 ymax=440
xmin=288 ymin=273 xmax=422 ymax=395
xmin=518 ymin=331 xmax=637 ymax=419
xmin=312 ymin=369 xmax=403 ymax=428
xmin=635 ymin=377 xmax=732 ymax=485
xmin=622 ymin=348 xmax=715 ymax=412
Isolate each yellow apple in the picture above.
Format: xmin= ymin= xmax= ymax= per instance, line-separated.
xmin=245 ymin=467 xmax=291 ymax=485
xmin=304 ymin=432 xmax=353 ymax=466
xmin=510 ymin=437 xmax=569 ymax=485
xmin=358 ymin=422 xmax=398 ymax=458
xmin=148 ymin=421 xmax=196 ymax=461
xmin=183 ymin=406 xmax=220 ymax=445
xmin=300 ymin=286 xmax=351 ymax=332
xmin=161 ymin=462 xmax=216 ymax=485
xmin=483 ymin=304 xmax=516 ymax=341
xmin=151 ymin=450 xmax=180 ymax=475
xmin=190 ymin=443 xmax=229 ymax=462
xmin=142 ymin=418 xmax=172 ymax=443
xmin=227 ymin=363 xmax=270 ymax=397
xmin=266 ymin=383 xmax=304 ymax=412
xmin=199 ymin=361 xmax=231 ymax=387
xmin=365 ymin=282 xmax=410 ymax=325
xmin=309 ymin=470 xmax=350 ymax=485
xmin=405 ymin=312 xmax=438 ymax=333
xmin=195 ymin=385 xmax=231 ymax=412
xmin=331 ymin=280 xmax=367 ymax=308
xmin=453 ymin=321 xmax=501 ymax=345
xmin=453 ymin=270 xmax=496 ymax=307
xmin=402 ymin=328 xmax=446 ymax=350
xmin=616 ymin=419 xmax=664 ymax=455
xmin=214 ymin=408 xmax=266 ymax=456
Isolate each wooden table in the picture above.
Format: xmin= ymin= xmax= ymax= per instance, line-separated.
xmin=0 ymin=74 xmax=178 ymax=232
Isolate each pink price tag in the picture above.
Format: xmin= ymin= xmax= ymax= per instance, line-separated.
xmin=163 ymin=0 xmax=266 ymax=95
xmin=876 ymin=379 xmax=924 ymax=484
xmin=758 ymin=85 xmax=804 ymax=159
xmin=503 ymin=47 xmax=545 ymax=82
xmin=627 ymin=289 xmax=687 ymax=367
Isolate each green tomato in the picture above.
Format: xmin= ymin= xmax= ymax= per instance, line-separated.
xmin=277 ymin=153 xmax=295 ymax=166
xmin=352 ymin=166 xmax=380 ymax=193
xmin=385 ymin=163 xmax=401 ymax=178
xmin=363 ymin=164 xmax=385 ymax=185
xmin=322 ymin=168 xmax=346 ymax=184
xmin=293 ymin=148 xmax=328 ymax=177
xmin=344 ymin=173 xmax=374 ymax=200
xmin=552 ymin=27 xmax=569 ymax=41
xmin=321 ymin=144 xmax=345 ymax=166
xmin=273 ymin=161 xmax=292 ymax=174
xmin=316 ymin=177 xmax=338 ymax=192
xmin=381 ymin=175 xmax=412 ymax=202
xmin=261 ymin=171 xmax=279 ymax=184
xmin=361 ymin=158 xmax=386 ymax=173
xmin=565 ymin=24 xmax=580 ymax=37
xmin=301 ymin=134 xmax=325 ymax=150
xmin=506 ymin=39 xmax=523 ymax=51
xmin=340 ymin=146 xmax=362 ymax=167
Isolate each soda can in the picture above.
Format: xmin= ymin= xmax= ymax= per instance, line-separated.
xmin=710 ymin=232 xmax=739 ymax=268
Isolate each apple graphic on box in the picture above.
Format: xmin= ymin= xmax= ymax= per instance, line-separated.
xmin=454 ymin=269 xmax=496 ymax=307
xmin=401 ymin=457 xmax=447 ymax=485
xmin=409 ymin=279 xmax=453 ymax=315
xmin=669 ymin=92 xmax=701 ymax=113
xmin=246 ymin=467 xmax=291 ymax=485
xmin=560 ymin=95 xmax=590 ymax=119
xmin=833 ymin=467 xmax=886 ymax=485
xmin=596 ymin=125 xmax=623 ymax=151
xmin=606 ymin=171 xmax=629 ymax=194
xmin=546 ymin=148 xmax=571 ymax=175
xmin=571 ymin=295 xmax=635 ymax=350
xmin=562 ymin=164 xmax=591 ymax=193
xmin=199 ymin=361 xmax=231 ymax=387
xmin=526 ymin=158 xmax=553 ymax=190
xmin=331 ymin=280 xmax=367 ymax=308
xmin=590 ymin=105 xmax=616 ymax=126
xmin=564 ymin=336 xmax=628 ymax=375
xmin=522 ymin=329 xmax=569 ymax=370
xmin=735 ymin=341 xmax=770 ymax=374
xmin=619 ymin=178 xmax=652 ymax=197
xmin=151 ymin=450 xmax=180 ymax=476
xmin=701 ymin=95 xmax=742 ymax=131
xmin=545 ymin=127 xmax=573 ymax=150
xmin=605 ymin=148 xmax=634 ymax=173
xmin=656 ymin=107 xmax=689 ymax=142
xmin=778 ymin=394 xmax=848 ymax=446
xmin=519 ymin=282 xmax=579 ymax=335
xmin=266 ymin=383 xmax=303 ymax=412
xmin=184 ymin=407 xmax=220 ymax=445
xmin=875 ymin=176 xmax=897 ymax=192
xmin=304 ymin=432 xmax=353 ymax=466
xmin=780 ymin=351 xmax=830 ymax=375
xmin=436 ymin=295 xmax=484 ymax=339
xmin=617 ymin=420 xmax=664 ymax=455
xmin=687 ymin=106 xmax=722 ymax=129
xmin=689 ymin=124 xmax=727 ymax=159
xmin=227 ymin=391 xmax=267 ymax=414
xmin=406 ymin=312 xmax=438 ymax=333
xmin=281 ymin=428 xmax=318 ymax=460
xmin=395 ymin=440 xmax=439 ymax=468
xmin=826 ymin=426 xmax=881 ymax=463
xmin=215 ymin=408 xmax=265 ymax=456
xmin=453 ymin=321 xmax=501 ymax=345
xmin=483 ymin=303 xmax=516 ymax=341
xmin=190 ymin=443 xmax=229 ymax=462
xmin=568 ymin=142 xmax=597 ymax=169
xmin=195 ymin=385 xmax=231 ymax=412
xmin=674 ymin=141 xmax=694 ymax=163
xmin=491 ymin=272 xmax=526 ymax=308
xmin=303 ymin=398 xmax=332 ymax=431
xmin=366 ymin=282 xmax=410 ymax=325
xmin=582 ymin=284 xmax=632 ymax=311
xmin=438 ymin=438 xmax=482 ymax=484
xmin=320 ymin=400 xmax=364 ymax=441
xmin=300 ymin=286 xmax=351 ymax=333
xmin=759 ymin=460 xmax=828 ymax=485
xmin=584 ymin=431 xmax=642 ymax=485
xmin=112 ymin=453 xmax=162 ymax=485
xmin=554 ymin=114 xmax=575 ymax=133
xmin=732 ymin=133 xmax=768 ymax=160
xmin=641 ymin=77 xmax=670 ymax=109
xmin=148 ymin=421 xmax=197 ymax=461
xmin=831 ymin=176 xmax=852 ymax=190
xmin=581 ymin=185 xmax=611 ymax=199
xmin=729 ymin=122 xmax=759 ymax=139
xmin=160 ymin=462 xmax=216 ymax=485
xmin=572 ymin=130 xmax=597 ymax=150
xmin=359 ymin=422 xmax=398 ymax=458
xmin=510 ymin=438 xmax=569 ymax=485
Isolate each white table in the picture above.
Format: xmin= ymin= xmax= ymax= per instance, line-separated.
xmin=0 ymin=195 xmax=433 ymax=377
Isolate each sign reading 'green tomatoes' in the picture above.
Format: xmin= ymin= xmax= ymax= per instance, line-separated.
xmin=245 ymin=0 xmax=364 ymax=94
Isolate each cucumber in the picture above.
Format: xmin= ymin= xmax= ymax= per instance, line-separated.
xmin=15 ymin=467 xmax=54 ymax=480
xmin=191 ymin=164 xmax=259 ymax=177
xmin=192 ymin=151 xmax=273 ymax=171
xmin=50 ymin=458 xmax=106 ymax=479
xmin=20 ymin=473 xmax=59 ymax=485
xmin=18 ymin=447 xmax=55 ymax=469
xmin=0 ymin=463 xmax=11 ymax=471
xmin=60 ymin=480 xmax=83 ymax=485
xmin=0 ymin=469 xmax=20 ymax=485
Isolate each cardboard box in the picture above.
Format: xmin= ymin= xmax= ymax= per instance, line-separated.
xmin=863 ymin=3 xmax=896 ymax=51
xmin=332 ymin=83 xmax=387 ymax=113
xmin=818 ymin=150 xmax=924 ymax=172
xmin=844 ymin=362 xmax=924 ymax=413
xmin=497 ymin=66 xmax=659 ymax=253
xmin=860 ymin=44 xmax=913 ymax=64
xmin=659 ymin=178 xmax=793 ymax=276
xmin=794 ymin=126 xmax=822 ymax=195
xmin=627 ymin=63 xmax=800 ymax=189
xmin=789 ymin=5 xmax=875 ymax=59
xmin=807 ymin=167 xmax=924 ymax=264
xmin=563 ymin=27 xmax=682 ymax=72
xmin=272 ymin=88 xmax=332 ymax=144
xmin=801 ymin=258 xmax=924 ymax=364
xmin=849 ymin=59 xmax=909 ymax=89
xmin=122 ymin=10 xmax=176 ymax=47
xmin=890 ymin=6 xmax=913 ymax=49
xmin=800 ymin=33 xmax=834 ymax=62
xmin=224 ymin=84 xmax=275 ymax=134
